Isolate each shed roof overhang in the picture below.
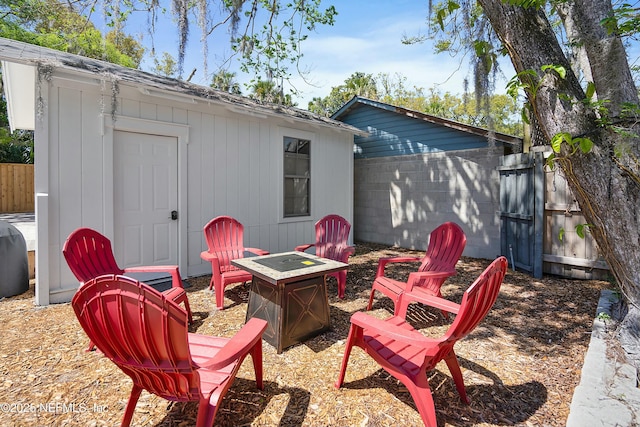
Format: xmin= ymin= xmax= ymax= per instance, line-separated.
xmin=1 ymin=61 xmax=35 ymax=132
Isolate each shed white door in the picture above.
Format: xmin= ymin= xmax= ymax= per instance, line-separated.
xmin=113 ymin=131 xmax=178 ymax=267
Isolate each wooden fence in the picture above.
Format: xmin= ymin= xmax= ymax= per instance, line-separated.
xmin=0 ymin=163 xmax=34 ymax=213
xmin=543 ymin=165 xmax=609 ymax=280
xmin=500 ymin=152 xmax=610 ymax=280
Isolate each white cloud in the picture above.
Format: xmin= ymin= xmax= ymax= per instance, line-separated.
xmin=289 ymin=29 xmax=474 ymax=107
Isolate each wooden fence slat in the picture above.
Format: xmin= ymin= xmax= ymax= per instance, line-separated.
xmin=543 ymin=167 xmax=609 ymax=279
xmin=0 ymin=164 xmax=7 ymax=212
xmin=0 ymin=163 xmax=34 ymax=213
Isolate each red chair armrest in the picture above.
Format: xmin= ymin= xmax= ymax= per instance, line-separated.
xmin=199 ymin=318 xmax=268 ymax=370
xmin=398 ymin=290 xmax=461 ymax=315
xmin=334 ymin=246 xmax=355 ymax=263
xmin=200 ymin=250 xmax=222 ymax=269
xmin=405 ymin=270 xmax=456 ymax=292
xmin=124 ymin=265 xmax=178 ymax=274
xmin=124 ymin=265 xmax=183 ymax=288
xmin=376 ymin=256 xmax=422 ymax=277
xmin=350 ymin=312 xmax=436 ymax=347
xmin=200 ymin=251 xmax=218 ymax=262
xmin=162 ymin=286 xmax=187 ymax=302
xmin=295 ymin=243 xmax=314 ymax=252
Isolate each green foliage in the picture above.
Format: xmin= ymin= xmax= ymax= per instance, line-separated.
xmin=211 ymin=70 xmax=242 ymax=95
xmin=310 ymin=71 xmax=523 ymax=136
xmin=576 ymin=223 xmax=591 ymax=239
xmin=106 ymin=30 xmax=144 ymax=68
xmin=249 ymin=78 xmax=295 ymax=106
xmin=152 ymin=52 xmax=178 ymax=78
xmin=92 ymin=0 xmax=338 ymax=97
xmin=224 ymin=0 xmax=336 ymax=97
xmin=0 ymin=0 xmax=143 ymax=68
xmin=0 ymin=128 xmax=34 ymax=163
xmin=0 ymin=0 xmax=144 ymax=164
xmin=546 ymin=132 xmax=593 ymax=170
xmin=585 ymin=82 xmax=596 ymax=101
xmin=435 ymin=0 xmax=460 ymax=31
xmin=506 ymin=70 xmax=537 ymax=100
xmin=558 ymin=223 xmax=592 ymax=242
xmin=473 ymin=39 xmax=497 ymax=73
xmin=541 ymin=64 xmax=566 ymax=79
xmin=507 ymin=65 xmax=567 ymax=103
xmin=550 ymin=132 xmax=594 ymax=155
xmin=601 ymin=3 xmax=640 ymax=39
xmin=307 ymin=72 xmax=377 ymax=116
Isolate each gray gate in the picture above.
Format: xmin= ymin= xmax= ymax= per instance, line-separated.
xmin=498 ymin=152 xmax=544 ymax=278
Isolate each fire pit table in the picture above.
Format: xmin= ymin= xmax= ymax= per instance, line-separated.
xmin=232 ymin=251 xmax=348 ymax=353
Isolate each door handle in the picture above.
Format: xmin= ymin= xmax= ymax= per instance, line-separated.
xmin=170 ymin=210 xmax=178 ymax=220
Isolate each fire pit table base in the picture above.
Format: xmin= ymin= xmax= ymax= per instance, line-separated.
xmin=246 ymin=275 xmax=330 ymax=353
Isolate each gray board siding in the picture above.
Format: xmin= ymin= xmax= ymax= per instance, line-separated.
xmin=343 ymin=105 xmax=491 ymax=159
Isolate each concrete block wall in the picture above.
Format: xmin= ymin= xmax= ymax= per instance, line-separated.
xmin=354 ymin=148 xmax=502 ymax=259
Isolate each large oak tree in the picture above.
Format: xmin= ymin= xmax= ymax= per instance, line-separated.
xmin=477 ymin=0 xmax=639 ymax=306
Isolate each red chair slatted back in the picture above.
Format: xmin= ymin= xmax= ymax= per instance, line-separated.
xmin=418 ymin=222 xmax=467 ymax=273
xmin=203 ymin=216 xmax=246 ymax=272
xmin=63 ymin=228 xmax=125 ymax=282
xmin=432 ymin=256 xmax=507 ymax=363
xmin=410 ymin=222 xmax=467 ymax=295
xmin=72 ymin=274 xmax=198 ymax=400
xmin=314 ymin=214 xmax=351 ymax=262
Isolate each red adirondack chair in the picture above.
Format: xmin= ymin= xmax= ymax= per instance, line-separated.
xmin=336 ymin=256 xmax=508 ymax=427
xmin=72 ymin=274 xmax=267 ymax=427
xmin=295 ymin=214 xmax=355 ymax=298
xmin=200 ymin=216 xmax=269 ymax=310
xmin=62 ymin=227 xmax=193 ymax=349
xmin=367 ymin=222 xmax=466 ymax=317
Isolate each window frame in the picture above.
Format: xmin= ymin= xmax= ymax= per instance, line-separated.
xmin=278 ymin=128 xmax=315 ymax=222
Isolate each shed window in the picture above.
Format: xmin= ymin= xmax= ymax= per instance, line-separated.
xmin=283 ymin=137 xmax=310 ymax=217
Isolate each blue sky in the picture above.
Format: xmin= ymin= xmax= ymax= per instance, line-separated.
xmin=102 ymin=1 xmax=514 ymax=107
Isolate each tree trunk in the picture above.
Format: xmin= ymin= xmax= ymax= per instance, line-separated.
xmin=478 ymin=0 xmax=640 ymax=306
xmin=556 ymin=3 xmax=594 ymax=88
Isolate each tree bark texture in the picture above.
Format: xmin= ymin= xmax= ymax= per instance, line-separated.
xmin=478 ymin=0 xmax=640 ymax=305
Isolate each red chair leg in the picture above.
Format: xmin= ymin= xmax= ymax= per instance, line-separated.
xmin=214 ymin=283 xmax=225 ymax=310
xmin=336 ymin=271 xmax=347 ymax=299
xmin=407 ymin=376 xmax=439 ymax=427
xmin=366 ymin=289 xmax=376 ymax=311
xmin=251 ymin=341 xmax=264 ymax=390
xmin=195 ymin=397 xmax=217 ymax=427
xmin=121 ymin=385 xmax=143 ymax=427
xmin=335 ymin=324 xmax=359 ymax=388
xmin=183 ymin=297 xmax=193 ymax=324
xmin=443 ymin=350 xmax=470 ymax=404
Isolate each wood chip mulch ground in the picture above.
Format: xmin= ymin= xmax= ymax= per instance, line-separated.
xmin=0 ymin=242 xmax=611 ymax=426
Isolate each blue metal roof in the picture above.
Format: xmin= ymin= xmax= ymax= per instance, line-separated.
xmin=332 ymin=96 xmax=522 ymax=159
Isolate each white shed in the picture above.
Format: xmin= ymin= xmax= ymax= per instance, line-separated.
xmin=0 ymin=37 xmax=362 ymax=305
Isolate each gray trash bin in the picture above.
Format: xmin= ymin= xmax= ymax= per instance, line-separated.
xmin=0 ymin=220 xmax=29 ymax=298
